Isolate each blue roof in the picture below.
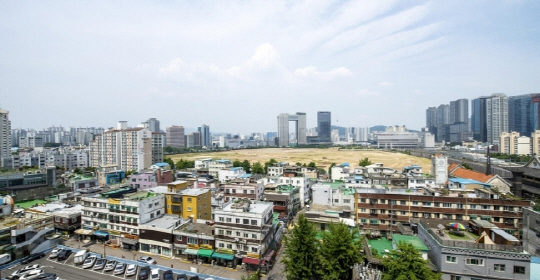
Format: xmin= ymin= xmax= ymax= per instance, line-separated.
xmin=531 ymin=257 xmax=540 ymax=276
xmin=449 ymin=178 xmax=490 ymax=186
xmin=404 ymin=165 xmax=421 ymax=170
xmin=341 ymin=163 xmax=349 ymax=167
xmin=216 ymin=159 xmax=231 ymax=163
xmin=240 ymin=174 xmax=252 ymax=178
xmin=153 ymin=162 xmax=170 ymax=167
xmin=353 ymin=175 xmax=364 ymax=180
xmin=229 ymin=167 xmax=242 ymax=171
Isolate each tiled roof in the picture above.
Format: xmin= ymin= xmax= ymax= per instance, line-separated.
xmin=447 ymin=163 xmax=460 ymax=172
xmin=451 ymin=167 xmax=494 ymax=183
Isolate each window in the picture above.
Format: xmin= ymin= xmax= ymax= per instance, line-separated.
xmin=226 ymin=230 xmax=232 ymax=235
xmin=252 ymin=234 xmax=257 ymax=239
xmin=401 ymin=211 xmax=406 ymax=215
xmin=236 ymin=231 xmax=240 ymax=237
xmin=251 ymin=220 xmax=257 ymax=225
xmin=456 ymin=204 xmax=464 ymax=209
xmin=343 ymin=199 xmax=350 ymax=204
xmin=187 ymin=237 xmax=197 ymax=244
xmin=434 ymin=202 xmax=440 ymax=207
xmin=423 ymin=202 xmax=431 ymax=206
xmin=443 ymin=203 xmax=452 ymax=208
xmin=412 ymin=201 xmax=419 ymax=206
xmin=361 ymin=208 xmax=366 ymax=213
xmin=243 ymin=219 xmax=249 ymax=225
xmin=494 ymin=205 xmax=500 ymax=210
xmin=227 ymin=244 xmax=232 ymax=249
xmin=150 ymin=213 xmax=154 ymax=218
xmin=226 ymin=218 xmax=232 ymax=222
xmin=219 ymin=217 xmax=224 ymax=222
xmin=176 ymin=235 xmax=183 ymax=241
xmin=466 ymin=258 xmax=484 ymax=266
xmin=187 ymin=198 xmax=192 ymax=202
xmin=251 ymin=247 xmax=258 ymax=253
xmin=219 ymin=243 xmax=224 ymax=248
xmin=187 ymin=207 xmax=192 ymax=212
xmin=494 ymin=264 xmax=505 ymax=272
xmin=236 ymin=218 xmax=240 ymax=223
xmin=360 ymin=198 xmax=366 ymax=203
xmin=400 ymin=200 xmax=406 ymax=205
xmin=243 ymin=190 xmax=247 ymax=194
xmin=250 ymin=190 xmax=254 ymax=194
xmin=514 ymin=266 xmax=525 ymax=274
xmin=244 ymin=233 xmax=249 ymax=238
xmin=482 ymin=205 xmax=490 ymax=210
xmin=446 ymin=256 xmax=457 ymax=263
xmin=334 ymin=199 xmax=339 ymax=203
xmin=172 ymin=206 xmax=181 ymax=212
xmin=450 ymin=277 xmax=461 ymax=280
xmin=218 ymin=229 xmax=224 ymax=235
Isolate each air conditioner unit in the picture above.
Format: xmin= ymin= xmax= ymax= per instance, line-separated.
xmin=234 ymin=238 xmax=239 ymax=242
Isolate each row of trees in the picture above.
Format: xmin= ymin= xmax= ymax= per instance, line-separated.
xmin=282 ymin=215 xmax=363 ymax=280
xmin=282 ymin=215 xmax=440 ymax=280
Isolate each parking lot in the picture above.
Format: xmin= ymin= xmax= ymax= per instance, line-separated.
xmin=1 ymin=248 xmax=223 ymax=280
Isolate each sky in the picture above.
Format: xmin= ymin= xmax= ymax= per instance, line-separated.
xmin=1 ymin=1 xmax=540 ymax=134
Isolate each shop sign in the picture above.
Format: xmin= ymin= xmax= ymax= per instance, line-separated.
xmin=187 ymin=244 xmax=200 ymax=249
xmin=247 ymin=252 xmax=260 ymax=259
xmin=109 ymin=230 xmax=121 ymax=235
xmin=200 ymin=244 xmax=213 ymax=250
xmin=124 ymin=234 xmax=139 ymax=240
xmin=216 ymin=248 xmax=234 ymax=255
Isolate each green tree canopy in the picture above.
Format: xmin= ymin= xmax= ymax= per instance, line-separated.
xmin=264 ymin=158 xmax=278 ymax=174
xmin=176 ymin=159 xmax=194 ymax=169
xmin=282 ymin=214 xmax=320 ymax=280
xmin=242 ymin=160 xmax=251 ymax=173
xmin=251 ymin=162 xmax=264 ymax=174
xmin=308 ymin=162 xmax=317 ymax=168
xmin=163 ymin=157 xmax=174 ymax=167
xmin=382 ymin=241 xmax=441 ymax=280
xmin=359 ymin=157 xmax=372 ymax=167
xmin=318 ymin=223 xmax=363 ymax=280
xmin=296 ymin=162 xmax=302 ymax=166
xmin=233 ymin=160 xmax=243 ymax=168
xmin=328 ymin=163 xmax=336 ymax=176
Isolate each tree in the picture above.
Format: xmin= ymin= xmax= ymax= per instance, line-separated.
xmin=233 ymin=160 xmax=243 ymax=168
xmin=382 ymin=241 xmax=441 ymax=280
xmin=73 ymin=167 xmax=82 ymax=174
xmin=296 ymin=162 xmax=302 ymax=166
xmin=282 ymin=214 xmax=320 ymax=280
xmin=308 ymin=162 xmax=317 ymax=168
xmin=318 ymin=222 xmax=363 ymax=280
xmin=328 ymin=163 xmax=336 ymax=176
xmin=264 ymin=158 xmax=278 ymax=174
xmin=242 ymin=160 xmax=251 ymax=173
xmin=317 ymin=168 xmax=327 ymax=175
xmin=163 ymin=157 xmax=174 ymax=167
xmin=251 ymin=162 xmax=264 ymax=174
xmin=359 ymin=157 xmax=372 ymax=167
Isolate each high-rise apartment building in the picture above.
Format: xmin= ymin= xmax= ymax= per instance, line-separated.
xmin=0 ymin=108 xmax=11 ymax=158
xmin=500 ymin=132 xmax=530 ymax=155
xmin=166 ymin=126 xmax=185 ymax=148
xmin=436 ymin=104 xmax=450 ymax=141
xmin=472 ymin=96 xmax=488 ymax=142
xmin=486 ymin=93 xmax=509 ymax=144
xmin=449 ymin=98 xmax=469 ymax=124
xmin=198 ymin=124 xmax=211 ymax=147
xmin=277 ymin=112 xmax=307 ymax=146
xmin=146 ymin=118 xmax=160 ymax=133
xmin=426 ymin=107 xmax=437 ymax=136
xmin=354 ymin=127 xmax=369 ymax=142
xmin=89 ymin=123 xmax=161 ymax=172
xmin=317 ymin=111 xmax=331 ymax=143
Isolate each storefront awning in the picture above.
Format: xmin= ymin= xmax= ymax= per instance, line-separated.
xmin=242 ymin=257 xmax=261 ymax=265
xmin=212 ymin=252 xmax=234 ymax=260
xmin=174 ymin=244 xmax=187 ymax=249
xmin=121 ymin=238 xmax=138 ymax=245
xmin=74 ymin=229 xmax=94 ymax=235
xmin=184 ymin=248 xmax=199 ymax=255
xmin=469 ymin=215 xmax=478 ymax=219
xmin=94 ymin=231 xmax=109 ymax=238
xmin=264 ymin=250 xmax=275 ymax=262
xmin=198 ymin=249 xmax=214 ymax=258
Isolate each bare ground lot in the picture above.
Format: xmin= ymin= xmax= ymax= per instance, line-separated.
xmin=168 ymin=148 xmax=432 ymax=173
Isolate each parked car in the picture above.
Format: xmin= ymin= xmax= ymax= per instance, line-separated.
xmin=149 ymin=268 xmax=160 ymax=280
xmin=82 ymin=256 xmax=97 ymax=269
xmin=138 ymin=266 xmax=151 ymax=280
xmin=10 ymin=264 xmax=41 ymax=279
xmin=162 ymin=270 xmax=173 ymax=280
xmin=175 ymin=274 xmax=187 ymax=280
xmin=93 ymin=258 xmax=107 ymax=270
xmin=114 ymin=262 xmax=126 ymax=275
xmin=187 ymin=276 xmax=199 ymax=280
xmin=35 ymin=273 xmax=56 ymax=280
xmin=125 ymin=264 xmax=138 ymax=277
xmin=48 ymin=249 xmax=62 ymax=259
xmin=137 ymin=256 xmax=157 ymax=265
xmin=56 ymin=249 xmax=72 ymax=261
xmin=21 ymin=252 xmax=46 ymax=264
xmin=0 ymin=253 xmax=12 ymax=265
xmin=17 ymin=269 xmax=43 ymax=280
xmin=104 ymin=259 xmax=117 ymax=271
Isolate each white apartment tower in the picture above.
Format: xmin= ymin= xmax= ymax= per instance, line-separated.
xmin=486 ymin=93 xmax=509 ymax=144
xmin=89 ymin=123 xmax=158 ymax=172
xmin=0 ymin=108 xmax=11 ymax=158
xmin=432 ymin=154 xmax=448 ymax=186
xmin=166 ymin=126 xmax=185 ymax=148
xmin=277 ymin=112 xmax=307 ymax=147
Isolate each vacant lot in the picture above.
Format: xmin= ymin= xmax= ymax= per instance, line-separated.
xmin=168 ymin=148 xmax=432 ymax=173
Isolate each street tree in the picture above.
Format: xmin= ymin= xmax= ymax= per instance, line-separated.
xmin=382 ymin=241 xmax=441 ymax=280
xmin=282 ymin=214 xmax=320 ymax=280
xmin=308 ymin=162 xmax=317 ymax=168
xmin=328 ymin=163 xmax=336 ymax=176
xmin=233 ymin=160 xmax=243 ymax=168
xmin=264 ymin=158 xmax=278 ymax=174
xmin=242 ymin=160 xmax=251 ymax=173
xmin=318 ymin=222 xmax=363 ymax=280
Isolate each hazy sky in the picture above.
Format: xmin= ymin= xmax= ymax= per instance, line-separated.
xmin=1 ymin=1 xmax=540 ymax=134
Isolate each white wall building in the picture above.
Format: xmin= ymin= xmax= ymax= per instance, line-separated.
xmin=218 ymin=167 xmax=247 ymax=183
xmin=432 ymin=154 xmax=448 ymax=186
xmin=208 ymin=159 xmax=233 ymax=177
xmin=0 ymin=108 xmax=11 ymax=159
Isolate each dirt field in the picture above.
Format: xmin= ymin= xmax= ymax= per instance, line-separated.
xmin=168 ymin=148 xmax=432 ymax=174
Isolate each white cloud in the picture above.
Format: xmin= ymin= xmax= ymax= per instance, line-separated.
xmin=356 ymin=88 xmax=380 ymax=97
xmin=294 ymin=65 xmax=352 ymax=81
xmin=379 ymin=81 xmax=393 ymax=87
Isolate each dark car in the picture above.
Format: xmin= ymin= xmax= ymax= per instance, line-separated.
xmin=162 ymin=270 xmax=173 ymax=280
xmin=21 ymin=252 xmax=46 ymax=264
xmin=35 ymin=273 xmax=57 ymax=280
xmin=176 ymin=274 xmax=187 ymax=280
xmin=56 ymin=249 xmax=72 ymax=261
xmin=138 ymin=266 xmax=151 ymax=280
xmin=188 ymin=276 xmax=199 ymax=280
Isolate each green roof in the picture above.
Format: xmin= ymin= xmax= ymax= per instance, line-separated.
xmin=15 ymin=199 xmax=48 ymax=209
xmin=273 ymin=212 xmax=279 ymax=225
xmin=368 ymin=237 xmax=393 ymax=255
xmin=321 ymin=182 xmax=342 ymax=189
xmin=392 ymin=235 xmax=429 ymax=251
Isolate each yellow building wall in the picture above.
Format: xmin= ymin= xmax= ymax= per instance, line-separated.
xmin=165 ymin=194 xmax=183 ymax=215
xmin=182 ymin=191 xmax=212 ymax=222
xmin=168 ymin=181 xmax=189 ymax=192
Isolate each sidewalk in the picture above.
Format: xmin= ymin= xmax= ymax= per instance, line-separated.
xmin=61 ymin=237 xmax=245 ymax=280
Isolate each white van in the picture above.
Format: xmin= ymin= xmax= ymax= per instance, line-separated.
xmin=73 ymin=250 xmax=89 ymax=265
xmin=0 ymin=253 xmax=12 ymax=265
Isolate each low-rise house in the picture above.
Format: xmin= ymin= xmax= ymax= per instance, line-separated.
xmin=139 ymin=214 xmax=183 ymax=257
xmin=223 ymin=178 xmax=264 ymax=202
xmin=218 ymin=167 xmax=246 ymax=183
xmin=173 ymin=221 xmax=215 ymax=261
xmin=449 ymin=163 xmax=511 ymax=193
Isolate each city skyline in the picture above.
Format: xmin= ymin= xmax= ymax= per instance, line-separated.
xmin=1 ymin=1 xmax=540 ymax=133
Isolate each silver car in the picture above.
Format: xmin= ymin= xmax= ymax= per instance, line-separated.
xmin=82 ymin=256 xmax=97 ymax=269
xmin=104 ymin=259 xmax=117 ymax=271
xmin=114 ymin=262 xmax=126 ymax=275
xmin=125 ymin=264 xmax=138 ymax=277
xmin=93 ymin=258 xmax=107 ymax=270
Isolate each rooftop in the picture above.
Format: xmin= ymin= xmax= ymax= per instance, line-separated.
xmin=168 ymin=180 xmax=187 ymax=186
xmin=451 ymin=166 xmax=495 ymax=183
xmin=368 ymin=237 xmax=393 ymax=255
xmin=141 ymin=214 xmax=182 ymax=229
xmin=449 ymin=178 xmax=491 ymax=186
xmin=14 ymin=199 xmax=48 ymax=209
xmin=180 ymin=188 xmax=209 ymax=196
xmin=176 ymin=221 xmax=214 ymax=235
xmin=392 ymin=234 xmax=429 ymax=251
xmin=222 ymin=200 xmax=273 ymax=214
